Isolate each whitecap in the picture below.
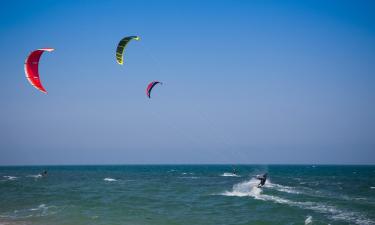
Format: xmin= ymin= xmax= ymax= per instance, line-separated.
xmin=27 ymin=174 xmax=42 ymax=179
xmin=370 ymin=187 xmax=375 ymax=189
xmin=30 ymin=204 xmax=47 ymax=211
xmin=221 ymin=173 xmax=240 ymax=177
xmin=182 ymin=172 xmax=194 ymax=175
xmin=220 ymin=178 xmax=374 ymax=225
xmin=266 ymin=182 xmax=300 ymax=194
xmin=221 ymin=178 xmax=262 ymax=197
xmin=104 ymin=177 xmax=117 ymax=182
xmin=3 ymin=176 xmax=17 ymax=180
xmin=305 ymin=216 xmax=312 ymax=224
xmin=1 ymin=204 xmax=58 ymax=219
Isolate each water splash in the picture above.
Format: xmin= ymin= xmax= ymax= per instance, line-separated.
xmin=221 ymin=178 xmax=374 ymax=225
xmin=3 ymin=176 xmax=17 ymax=181
xmin=104 ymin=178 xmax=117 ymax=182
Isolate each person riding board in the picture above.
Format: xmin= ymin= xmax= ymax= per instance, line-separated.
xmin=256 ymin=173 xmax=267 ymax=188
xmin=40 ymin=170 xmax=48 ymax=177
xmin=232 ymin=168 xmax=237 ymax=175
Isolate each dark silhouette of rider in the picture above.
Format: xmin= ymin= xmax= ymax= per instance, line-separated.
xmin=41 ymin=170 xmax=48 ymax=177
xmin=257 ymin=173 xmax=267 ymax=188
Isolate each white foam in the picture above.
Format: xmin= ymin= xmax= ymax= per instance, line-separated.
xmin=221 ymin=173 xmax=240 ymax=177
xmin=305 ymin=216 xmax=312 ymax=224
xmin=266 ymin=182 xmax=300 ymax=194
xmin=3 ymin=176 xmax=17 ymax=180
xmin=30 ymin=204 xmax=46 ymax=211
xmin=1 ymin=204 xmax=58 ymax=219
xmin=27 ymin=174 xmax=42 ymax=179
xmin=221 ymin=178 xmax=262 ymax=197
xmin=104 ymin=178 xmax=117 ymax=182
xmin=221 ymin=178 xmax=374 ymax=225
xmin=370 ymin=187 xmax=375 ymax=189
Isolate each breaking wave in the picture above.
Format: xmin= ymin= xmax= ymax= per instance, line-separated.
xmin=104 ymin=178 xmax=117 ymax=182
xmin=3 ymin=176 xmax=17 ymax=181
xmin=0 ymin=204 xmax=59 ymax=220
xmin=305 ymin=216 xmax=312 ymax=224
xmin=181 ymin=172 xmax=194 ymax=175
xmin=221 ymin=173 xmax=240 ymax=177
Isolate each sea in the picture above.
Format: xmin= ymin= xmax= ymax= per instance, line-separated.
xmin=0 ymin=165 xmax=374 ymax=225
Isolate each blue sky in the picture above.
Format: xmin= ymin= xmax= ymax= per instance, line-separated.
xmin=0 ymin=0 xmax=374 ymax=165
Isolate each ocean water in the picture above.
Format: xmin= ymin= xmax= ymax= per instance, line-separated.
xmin=0 ymin=165 xmax=374 ymax=225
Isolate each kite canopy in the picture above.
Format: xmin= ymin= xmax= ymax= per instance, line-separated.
xmin=146 ymin=81 xmax=162 ymax=98
xmin=24 ymin=48 xmax=54 ymax=93
xmin=116 ymin=36 xmax=140 ymax=65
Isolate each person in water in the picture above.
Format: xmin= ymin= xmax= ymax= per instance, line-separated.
xmin=41 ymin=170 xmax=48 ymax=177
xmin=256 ymin=173 xmax=267 ymax=188
xmin=232 ymin=168 xmax=237 ymax=175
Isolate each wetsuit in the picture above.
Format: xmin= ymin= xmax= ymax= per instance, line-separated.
xmin=257 ymin=173 xmax=267 ymax=187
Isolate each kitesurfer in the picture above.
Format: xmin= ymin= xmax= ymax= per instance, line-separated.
xmin=256 ymin=173 xmax=267 ymax=188
xmin=40 ymin=170 xmax=48 ymax=177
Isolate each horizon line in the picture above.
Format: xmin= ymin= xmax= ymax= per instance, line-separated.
xmin=0 ymin=163 xmax=374 ymax=167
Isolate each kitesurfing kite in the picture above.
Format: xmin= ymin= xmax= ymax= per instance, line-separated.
xmin=116 ymin=36 xmax=140 ymax=65
xmin=146 ymin=81 xmax=162 ymax=98
xmin=24 ymin=48 xmax=54 ymax=93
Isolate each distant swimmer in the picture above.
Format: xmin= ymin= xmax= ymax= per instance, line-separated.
xmin=40 ymin=170 xmax=48 ymax=177
xmin=232 ymin=168 xmax=237 ymax=175
xmin=256 ymin=173 xmax=267 ymax=188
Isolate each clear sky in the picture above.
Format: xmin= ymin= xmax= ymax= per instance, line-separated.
xmin=1 ymin=0 xmax=374 ymax=165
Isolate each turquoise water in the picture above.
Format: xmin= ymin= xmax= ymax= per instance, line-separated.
xmin=0 ymin=165 xmax=374 ymax=225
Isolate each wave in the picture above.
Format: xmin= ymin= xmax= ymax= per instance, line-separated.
xmin=181 ymin=172 xmax=194 ymax=175
xmin=29 ymin=204 xmax=47 ymax=211
xmin=0 ymin=204 xmax=58 ymax=220
xmin=220 ymin=178 xmax=374 ymax=225
xmin=305 ymin=216 xmax=312 ymax=224
xmin=221 ymin=173 xmax=240 ymax=177
xmin=26 ymin=174 xmax=42 ymax=179
xmin=221 ymin=178 xmax=262 ymax=197
xmin=104 ymin=177 xmax=117 ymax=182
xmin=3 ymin=176 xmax=17 ymax=181
xmin=222 ymin=177 xmax=299 ymax=195
xmin=265 ymin=182 xmax=300 ymax=194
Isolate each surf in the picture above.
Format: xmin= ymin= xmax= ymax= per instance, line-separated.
xmin=221 ymin=178 xmax=374 ymax=225
xmin=104 ymin=177 xmax=117 ymax=182
xmin=221 ymin=172 xmax=240 ymax=177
